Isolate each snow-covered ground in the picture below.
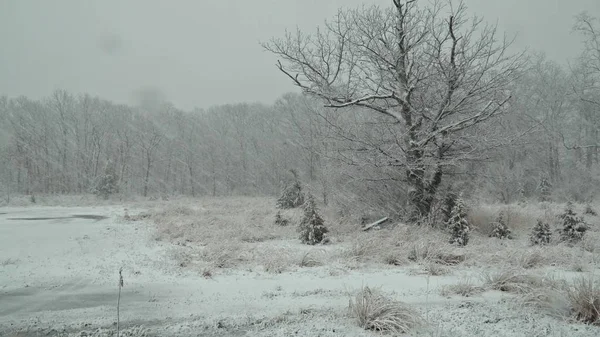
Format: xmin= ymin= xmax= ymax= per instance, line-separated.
xmin=0 ymin=204 xmax=598 ymax=337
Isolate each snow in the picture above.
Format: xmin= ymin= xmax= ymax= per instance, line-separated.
xmin=0 ymin=205 xmax=598 ymax=336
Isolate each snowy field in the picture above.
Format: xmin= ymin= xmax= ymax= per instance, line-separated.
xmin=1 ymin=198 xmax=599 ymax=337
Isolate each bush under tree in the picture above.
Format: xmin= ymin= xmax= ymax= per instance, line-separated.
xmin=298 ymin=194 xmax=328 ymax=245
xmin=559 ymin=202 xmax=588 ymax=243
xmin=489 ymin=211 xmax=513 ymax=239
xmin=530 ymin=220 xmax=552 ymax=245
xmin=446 ymin=198 xmax=470 ymax=246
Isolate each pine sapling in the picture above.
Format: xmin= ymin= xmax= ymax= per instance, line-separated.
xmin=517 ymin=186 xmax=527 ymax=206
xmin=298 ymin=194 xmax=328 ymax=245
xmin=441 ymin=192 xmax=458 ymax=224
xmin=559 ymin=203 xmax=588 ymax=243
xmin=530 ymin=220 xmax=552 ymax=245
xmin=539 ymin=176 xmax=552 ymax=202
xmin=447 ymin=198 xmax=470 ymax=246
xmin=489 ymin=211 xmax=513 ymax=239
xmin=94 ymin=161 xmax=119 ymax=200
xmin=276 ymin=170 xmax=305 ymax=209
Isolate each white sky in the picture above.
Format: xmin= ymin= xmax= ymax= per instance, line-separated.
xmin=1 ymin=0 xmax=599 ymax=110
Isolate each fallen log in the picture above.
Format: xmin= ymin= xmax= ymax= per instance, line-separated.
xmin=361 ymin=217 xmax=389 ymax=231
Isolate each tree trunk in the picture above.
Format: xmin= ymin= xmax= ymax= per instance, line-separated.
xmin=188 ymin=164 xmax=195 ymax=197
xmin=143 ymin=153 xmax=151 ymax=197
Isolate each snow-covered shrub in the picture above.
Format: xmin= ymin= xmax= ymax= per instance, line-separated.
xmin=93 ymin=162 xmax=119 ymax=200
xmin=276 ymin=171 xmax=304 ymax=209
xmin=559 ymin=203 xmax=587 ymax=243
xmin=584 ymin=204 xmax=597 ymax=216
xmin=298 ymin=194 xmax=328 ymax=245
xmin=274 ymin=210 xmax=289 ymax=226
xmin=447 ymin=198 xmax=470 ymax=246
xmin=489 ymin=211 xmax=513 ymax=239
xmin=539 ymin=176 xmax=552 ymax=202
xmin=441 ymin=192 xmax=458 ymax=224
xmin=530 ymin=220 xmax=552 ymax=245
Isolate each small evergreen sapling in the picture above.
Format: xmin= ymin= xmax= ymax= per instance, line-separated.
xmin=446 ymin=198 xmax=470 ymax=246
xmin=298 ymin=194 xmax=328 ymax=245
xmin=94 ymin=161 xmax=119 ymax=200
xmin=441 ymin=192 xmax=458 ymax=224
xmin=558 ymin=202 xmax=588 ymax=243
xmin=489 ymin=211 xmax=513 ymax=239
xmin=530 ymin=220 xmax=551 ymax=245
xmin=276 ymin=170 xmax=305 ymax=209
xmin=517 ymin=186 xmax=527 ymax=206
xmin=539 ymin=176 xmax=552 ymax=202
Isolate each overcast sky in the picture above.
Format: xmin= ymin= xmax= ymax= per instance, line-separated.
xmin=1 ymin=0 xmax=599 ymax=110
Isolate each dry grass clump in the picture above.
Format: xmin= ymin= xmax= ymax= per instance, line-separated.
xmin=482 ymin=268 xmax=549 ymax=294
xmin=343 ymin=236 xmax=388 ymax=263
xmin=200 ymin=241 xmax=250 ymax=268
xmin=407 ymin=241 xmax=465 ymax=266
xmin=298 ymin=249 xmax=326 ymax=267
xmin=259 ymin=248 xmax=295 ymax=274
xmin=509 ymin=248 xmax=550 ymax=269
xmin=440 ymin=279 xmax=485 ymax=297
xmin=348 ymin=286 xmax=423 ymax=334
xmin=383 ymin=249 xmax=409 ymax=266
xmin=409 ymin=262 xmax=451 ymax=276
xmin=520 ymin=275 xmax=600 ymax=325
xmin=567 ymin=276 xmax=600 ymax=325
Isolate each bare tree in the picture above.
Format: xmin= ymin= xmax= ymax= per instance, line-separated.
xmin=134 ymin=114 xmax=163 ymax=197
xmin=573 ymin=12 xmax=600 ymax=107
xmin=264 ymin=0 xmax=525 ymax=217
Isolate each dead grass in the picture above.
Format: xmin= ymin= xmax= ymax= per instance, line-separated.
xmin=200 ymin=241 xmax=250 ymax=268
xmin=299 ymin=249 xmax=326 ymax=267
xmin=509 ymin=247 xmax=550 ymax=269
xmin=343 ymin=235 xmax=385 ymax=262
xmin=261 ymin=248 xmax=293 ymax=274
xmin=519 ymin=274 xmax=600 ymax=325
xmin=133 ymin=198 xmax=300 ymax=245
xmin=567 ymin=276 xmax=600 ymax=325
xmin=409 ymin=262 xmax=451 ymax=276
xmin=1 ymin=258 xmax=19 ymax=266
xmin=482 ymin=268 xmax=549 ymax=294
xmin=348 ymin=285 xmax=423 ymax=334
xmin=440 ymin=279 xmax=485 ymax=297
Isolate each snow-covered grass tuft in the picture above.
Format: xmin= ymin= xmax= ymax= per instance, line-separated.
xmin=567 ymin=276 xmax=600 ymax=325
xmin=481 ymin=268 xmax=549 ymax=294
xmin=348 ymin=285 xmax=423 ymax=334
xmin=440 ymin=278 xmax=485 ymax=297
